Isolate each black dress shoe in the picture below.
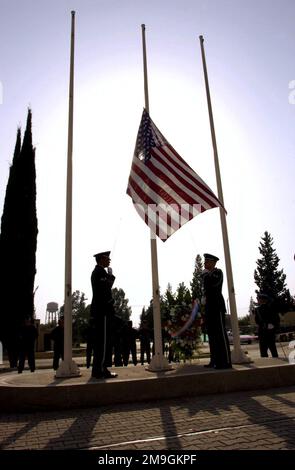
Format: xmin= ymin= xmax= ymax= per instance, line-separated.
xmin=91 ymin=373 xmax=104 ymax=379
xmin=103 ymin=369 xmax=118 ymax=378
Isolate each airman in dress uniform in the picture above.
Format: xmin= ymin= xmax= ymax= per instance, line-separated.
xmin=202 ymin=253 xmax=232 ymax=369
xmin=90 ymin=251 xmax=118 ymax=379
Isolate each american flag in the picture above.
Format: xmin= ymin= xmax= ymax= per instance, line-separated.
xmin=127 ymin=109 xmax=224 ymax=241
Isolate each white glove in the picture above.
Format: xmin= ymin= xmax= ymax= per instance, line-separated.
xmin=267 ymin=323 xmax=274 ymax=330
xmin=107 ymin=267 xmax=113 ymax=275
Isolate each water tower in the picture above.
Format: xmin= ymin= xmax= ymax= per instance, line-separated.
xmin=45 ymin=302 xmax=59 ymax=325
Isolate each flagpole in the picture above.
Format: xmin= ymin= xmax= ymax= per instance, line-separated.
xmin=141 ymin=24 xmax=171 ymax=371
xmin=199 ymin=35 xmax=250 ymax=364
xmin=56 ymin=11 xmax=80 ymax=377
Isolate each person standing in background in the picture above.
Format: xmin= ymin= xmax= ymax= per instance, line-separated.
xmin=18 ymin=317 xmax=38 ymax=373
xmin=50 ymin=316 xmax=64 ymax=370
xmin=254 ymin=293 xmax=280 ymax=358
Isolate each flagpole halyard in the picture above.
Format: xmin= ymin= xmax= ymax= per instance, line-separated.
xmin=199 ymin=35 xmax=250 ymax=364
xmin=140 ymin=24 xmax=171 ymax=371
xmin=56 ymin=11 xmax=80 ymax=378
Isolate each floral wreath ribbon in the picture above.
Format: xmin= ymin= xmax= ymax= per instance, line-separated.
xmin=171 ymin=300 xmax=201 ymax=338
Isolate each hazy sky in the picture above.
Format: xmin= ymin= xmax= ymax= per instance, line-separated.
xmin=1 ymin=0 xmax=295 ymax=325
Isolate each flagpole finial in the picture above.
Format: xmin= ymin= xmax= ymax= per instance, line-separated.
xmin=199 ymin=35 xmax=204 ymax=43
xmin=141 ymin=24 xmax=146 ymax=30
xmin=71 ymin=10 xmax=75 ymax=16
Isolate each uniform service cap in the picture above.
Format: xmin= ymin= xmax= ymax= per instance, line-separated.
xmin=93 ymin=251 xmax=111 ymax=260
xmin=203 ymin=253 xmax=219 ymax=262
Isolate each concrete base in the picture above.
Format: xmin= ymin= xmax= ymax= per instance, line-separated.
xmin=55 ymin=359 xmax=81 ymax=378
xmin=1 ymin=359 xmax=295 ymax=413
xmin=147 ymin=354 xmax=173 ymax=372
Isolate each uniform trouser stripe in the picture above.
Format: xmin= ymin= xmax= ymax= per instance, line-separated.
xmin=101 ymin=316 xmax=107 ymax=371
xmin=218 ymin=310 xmax=231 ymax=364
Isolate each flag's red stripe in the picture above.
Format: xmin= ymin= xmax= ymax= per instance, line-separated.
xmin=130 ymin=160 xmax=207 ymax=216
xmin=138 ymin=157 xmax=209 ymax=210
xmin=158 ymin=144 xmax=222 ymax=207
xmin=162 ymin=143 xmax=221 ymax=205
xmin=128 ymin=176 xmax=184 ymax=225
xmin=128 ymin=177 xmax=204 ymax=239
xmin=149 ymin=150 xmax=217 ymax=210
xmin=128 ymin=174 xmax=201 ymax=230
xmin=127 ymin=175 xmax=156 ymax=206
xmin=130 ymin=162 xmax=186 ymax=209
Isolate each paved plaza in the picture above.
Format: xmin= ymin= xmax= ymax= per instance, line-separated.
xmin=0 ymin=351 xmax=295 ymax=452
xmin=0 ymin=384 xmax=295 ymax=451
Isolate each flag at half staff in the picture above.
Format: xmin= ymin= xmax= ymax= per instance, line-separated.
xmin=126 ymin=109 xmax=225 ymax=241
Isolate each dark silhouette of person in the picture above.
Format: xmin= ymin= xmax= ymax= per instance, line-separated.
xmin=90 ymin=251 xmax=117 ymax=379
xmin=50 ymin=317 xmax=64 ymax=370
xmin=5 ymin=329 xmax=20 ymax=368
xmin=110 ymin=314 xmax=125 ymax=367
xmin=167 ymin=339 xmax=180 ymax=363
xmin=122 ymin=320 xmax=138 ymax=366
xmin=254 ymin=293 xmax=280 ymax=357
xmin=18 ymin=317 xmax=38 ymax=373
xmin=103 ymin=315 xmax=124 ymax=368
xmin=138 ymin=320 xmax=151 ymax=365
xmin=86 ymin=318 xmax=95 ymax=368
xmin=202 ymin=253 xmax=232 ymax=369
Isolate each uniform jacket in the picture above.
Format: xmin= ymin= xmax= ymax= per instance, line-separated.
xmin=203 ymin=268 xmax=226 ymax=315
xmin=254 ymin=302 xmax=280 ymax=334
xmin=90 ymin=265 xmax=115 ymax=319
xmin=19 ymin=324 xmax=38 ymax=350
xmin=50 ymin=325 xmax=64 ymax=352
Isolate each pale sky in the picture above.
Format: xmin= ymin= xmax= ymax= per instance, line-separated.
xmin=0 ymin=0 xmax=295 ymax=326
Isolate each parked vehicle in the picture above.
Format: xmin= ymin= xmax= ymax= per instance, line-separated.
xmin=227 ymin=331 xmax=257 ymax=345
xmin=276 ymin=331 xmax=295 ymax=342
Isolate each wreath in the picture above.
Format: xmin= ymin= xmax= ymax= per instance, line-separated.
xmin=164 ymin=300 xmax=202 ymax=360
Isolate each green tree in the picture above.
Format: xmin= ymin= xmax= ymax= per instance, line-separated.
xmin=60 ymin=291 xmax=90 ymax=346
xmin=238 ymin=315 xmax=251 ymax=327
xmin=175 ymin=282 xmax=192 ymax=305
xmin=112 ymin=287 xmax=132 ymax=323
xmin=139 ymin=307 xmax=146 ymax=327
xmin=142 ymin=300 xmax=154 ymax=331
xmin=140 ymin=306 xmax=154 ymax=328
xmin=72 ymin=291 xmax=89 ymax=346
xmin=190 ymin=254 xmax=204 ymax=301
xmin=0 ymin=110 xmax=38 ymax=361
xmin=254 ymin=231 xmax=290 ymax=311
xmin=163 ymin=283 xmax=175 ymax=307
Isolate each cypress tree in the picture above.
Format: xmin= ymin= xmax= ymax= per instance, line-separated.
xmin=0 ymin=110 xmax=38 ymax=360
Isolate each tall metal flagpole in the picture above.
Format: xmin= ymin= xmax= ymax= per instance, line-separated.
xmin=56 ymin=11 xmax=80 ymax=377
xmin=199 ymin=35 xmax=250 ymax=363
xmin=141 ymin=24 xmax=171 ymax=371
